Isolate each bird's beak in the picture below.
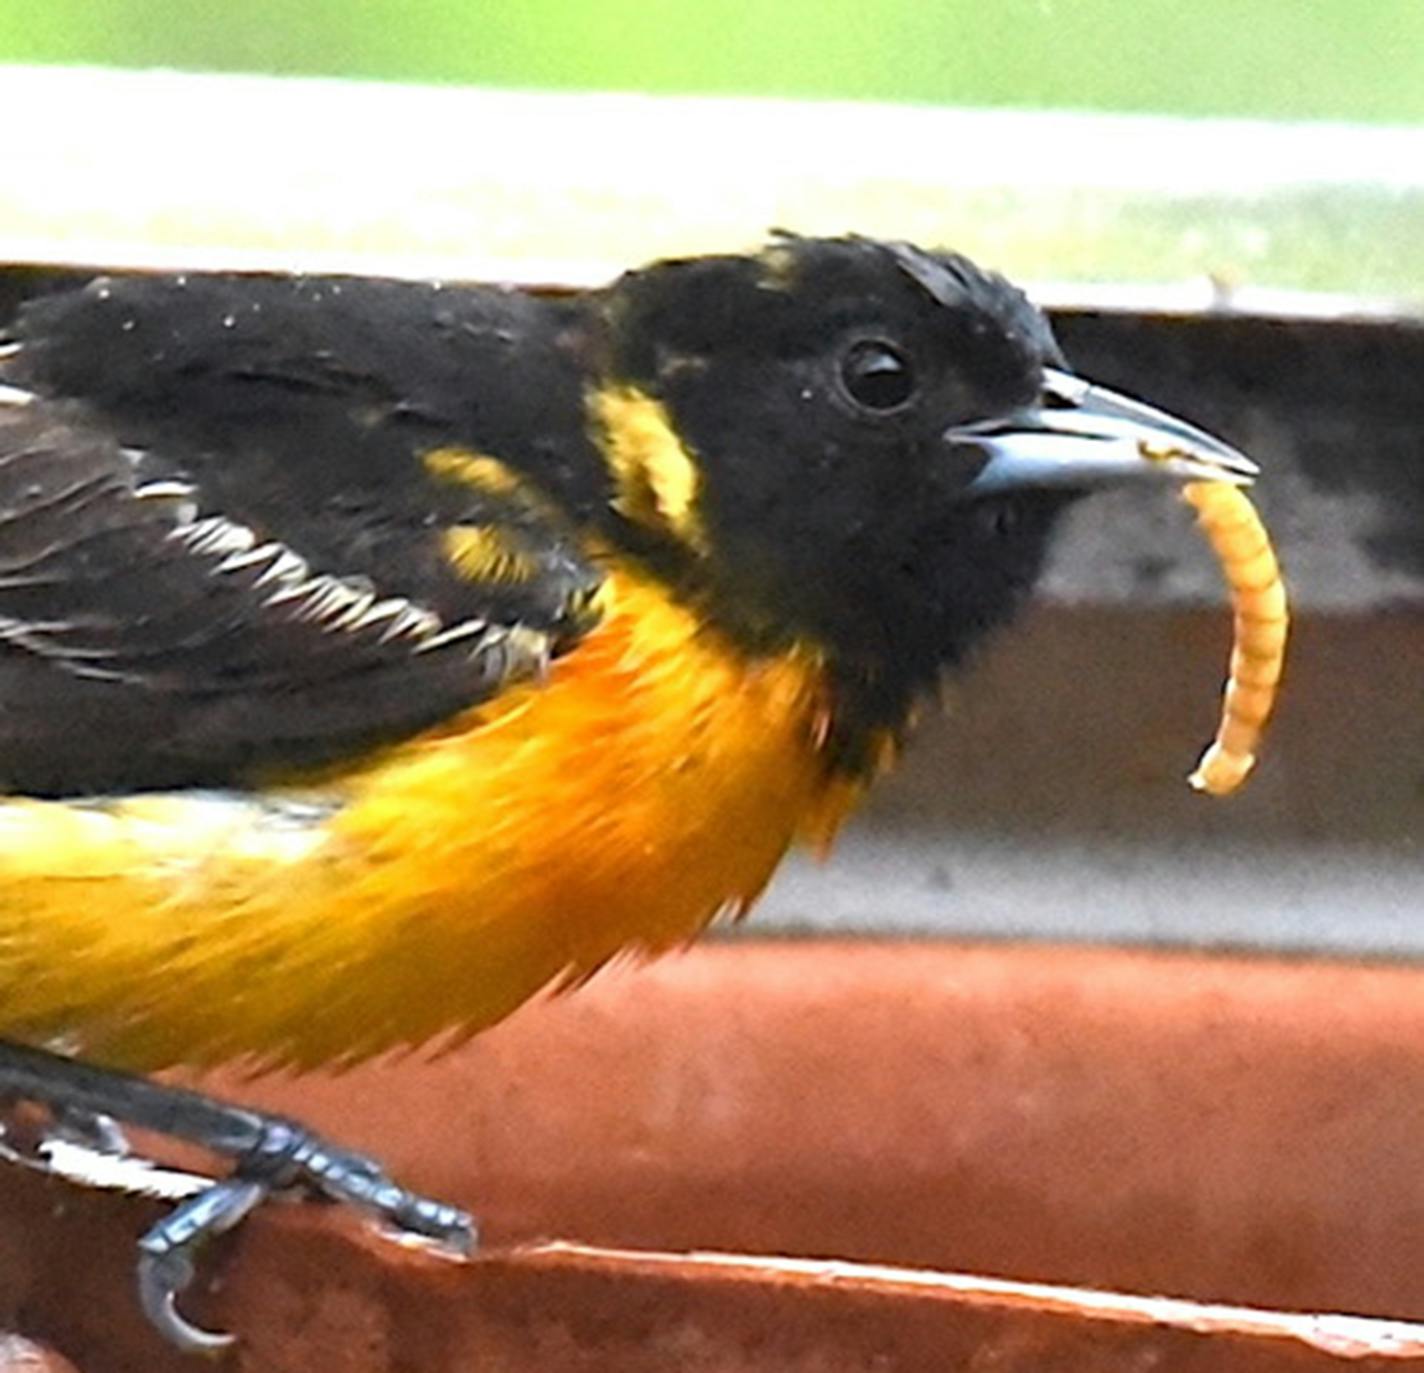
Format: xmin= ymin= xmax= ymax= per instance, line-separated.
xmin=955 ymin=368 xmax=1257 ymax=497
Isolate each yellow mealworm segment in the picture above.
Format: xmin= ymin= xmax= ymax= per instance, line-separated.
xmin=1181 ymin=481 xmax=1289 ymax=797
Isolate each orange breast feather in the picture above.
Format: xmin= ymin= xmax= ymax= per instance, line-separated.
xmin=0 ymin=570 xmax=860 ymax=1071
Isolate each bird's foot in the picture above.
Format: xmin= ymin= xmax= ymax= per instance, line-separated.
xmin=0 ymin=1039 xmax=473 ymax=1353
xmin=135 ymin=1116 xmax=474 ymax=1352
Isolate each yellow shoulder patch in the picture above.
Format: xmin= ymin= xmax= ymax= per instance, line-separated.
xmin=423 ymin=447 xmax=528 ymax=498
xmin=442 ymin=524 xmax=540 ymax=584
xmin=590 ymin=385 xmax=708 ymax=555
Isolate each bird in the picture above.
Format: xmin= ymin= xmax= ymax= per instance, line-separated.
xmin=0 ymin=235 xmax=1255 ymax=1349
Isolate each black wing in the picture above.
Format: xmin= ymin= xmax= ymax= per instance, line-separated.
xmin=0 ymin=273 xmax=607 ymax=796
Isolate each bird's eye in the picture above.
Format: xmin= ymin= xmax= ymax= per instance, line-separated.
xmin=838 ymin=339 xmax=916 ymax=413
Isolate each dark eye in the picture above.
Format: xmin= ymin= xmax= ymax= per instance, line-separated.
xmin=838 ymin=339 xmax=917 ymax=413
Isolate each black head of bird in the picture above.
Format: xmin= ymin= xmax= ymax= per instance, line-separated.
xmin=592 ymin=235 xmax=1254 ymax=761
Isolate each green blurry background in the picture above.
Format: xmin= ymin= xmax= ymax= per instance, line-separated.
xmin=1 ymin=0 xmax=1422 ymax=122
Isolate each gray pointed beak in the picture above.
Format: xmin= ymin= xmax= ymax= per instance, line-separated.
xmin=956 ymin=368 xmax=1257 ymax=497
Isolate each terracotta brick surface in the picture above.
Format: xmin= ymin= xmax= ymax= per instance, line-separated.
xmin=6 ymin=942 xmax=1424 ymax=1370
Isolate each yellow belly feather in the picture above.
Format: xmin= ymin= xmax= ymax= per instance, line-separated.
xmin=0 ymin=571 xmax=859 ymax=1071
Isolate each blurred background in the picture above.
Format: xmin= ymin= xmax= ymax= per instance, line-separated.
xmin=6 ymin=0 xmax=1424 ymax=299
xmin=1 ymin=0 xmax=1423 ymax=123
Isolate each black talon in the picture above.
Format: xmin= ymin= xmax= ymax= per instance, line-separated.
xmin=138 ymin=1247 xmax=230 ymax=1355
xmin=137 ymin=1177 xmax=266 ymax=1354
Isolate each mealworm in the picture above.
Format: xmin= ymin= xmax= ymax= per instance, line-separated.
xmin=1181 ymin=481 xmax=1289 ymax=796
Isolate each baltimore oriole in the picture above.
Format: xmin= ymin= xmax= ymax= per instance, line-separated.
xmin=0 ymin=235 xmax=1255 ymax=1349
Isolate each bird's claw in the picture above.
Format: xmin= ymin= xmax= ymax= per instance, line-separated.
xmin=243 ymin=1116 xmax=475 ymax=1252
xmin=133 ymin=1118 xmax=475 ymax=1351
xmin=137 ymin=1176 xmax=266 ymax=1354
